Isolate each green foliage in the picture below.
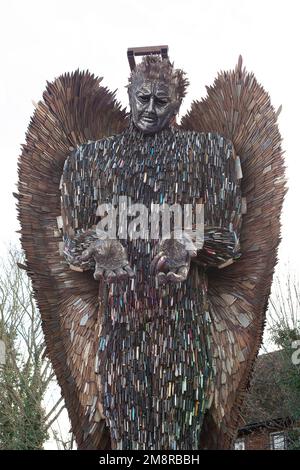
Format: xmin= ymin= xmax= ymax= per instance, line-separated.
xmin=0 ymin=329 xmax=49 ymax=449
xmin=286 ymin=428 xmax=300 ymax=450
xmin=271 ymin=328 xmax=300 ymax=423
xmin=267 ymin=273 xmax=300 ymax=449
xmin=0 ymin=247 xmax=60 ymax=450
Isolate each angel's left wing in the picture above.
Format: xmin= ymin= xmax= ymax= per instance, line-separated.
xmin=18 ymin=70 xmax=128 ymax=449
xmin=181 ymin=57 xmax=286 ymax=448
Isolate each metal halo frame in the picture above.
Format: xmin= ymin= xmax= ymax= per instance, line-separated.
xmin=127 ymin=45 xmax=169 ymax=71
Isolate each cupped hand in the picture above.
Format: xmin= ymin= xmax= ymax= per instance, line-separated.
xmin=79 ymin=239 xmax=135 ymax=283
xmin=150 ymin=238 xmax=197 ymax=285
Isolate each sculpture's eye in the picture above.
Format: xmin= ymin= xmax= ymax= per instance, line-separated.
xmin=138 ymin=95 xmax=150 ymax=103
xmin=155 ymin=98 xmax=168 ymax=106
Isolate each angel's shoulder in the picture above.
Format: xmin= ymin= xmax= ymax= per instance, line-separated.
xmin=173 ymin=128 xmax=234 ymax=154
xmin=63 ymin=133 xmax=122 ymax=172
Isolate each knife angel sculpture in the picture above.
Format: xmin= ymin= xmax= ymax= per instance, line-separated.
xmin=17 ymin=47 xmax=286 ymax=449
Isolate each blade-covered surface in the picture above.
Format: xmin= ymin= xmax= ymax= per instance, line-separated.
xmin=181 ymin=57 xmax=286 ymax=448
xmin=17 ymin=71 xmax=127 ymax=449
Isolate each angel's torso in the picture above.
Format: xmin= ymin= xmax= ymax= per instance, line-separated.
xmin=64 ymin=126 xmax=234 ymax=449
xmin=95 ymin=126 xmax=207 ymax=323
xmin=70 ymin=126 xmax=230 ymax=320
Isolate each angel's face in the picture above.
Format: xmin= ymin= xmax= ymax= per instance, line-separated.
xmin=129 ymin=78 xmax=180 ymax=134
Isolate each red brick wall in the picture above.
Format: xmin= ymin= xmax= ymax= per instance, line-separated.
xmin=244 ymin=428 xmax=271 ymax=450
xmin=236 ymin=426 xmax=288 ymax=450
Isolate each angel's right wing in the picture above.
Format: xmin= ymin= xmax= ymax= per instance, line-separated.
xmin=18 ymin=70 xmax=128 ymax=449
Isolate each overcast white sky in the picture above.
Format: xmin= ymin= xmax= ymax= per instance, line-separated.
xmin=0 ymin=0 xmax=299 ymax=449
xmin=0 ymin=0 xmax=299 ymax=277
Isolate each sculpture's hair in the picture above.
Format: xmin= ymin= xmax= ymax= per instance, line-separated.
xmin=128 ymin=56 xmax=189 ymax=101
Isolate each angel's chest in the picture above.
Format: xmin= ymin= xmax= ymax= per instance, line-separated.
xmin=96 ymin=146 xmax=203 ymax=205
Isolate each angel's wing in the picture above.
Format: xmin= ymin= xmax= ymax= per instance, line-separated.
xmin=17 ymin=71 xmax=128 ymax=449
xmin=181 ymin=57 xmax=286 ymax=448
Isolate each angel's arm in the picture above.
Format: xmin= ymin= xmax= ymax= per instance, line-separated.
xmin=194 ymin=227 xmax=240 ymax=268
xmin=150 ymin=134 xmax=242 ymax=283
xmin=60 ymin=143 xmax=98 ymax=270
xmin=60 ymin=143 xmax=134 ymax=281
xmin=193 ymin=136 xmax=242 ymax=269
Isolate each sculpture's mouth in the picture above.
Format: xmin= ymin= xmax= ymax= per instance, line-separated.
xmin=140 ymin=114 xmax=157 ymax=124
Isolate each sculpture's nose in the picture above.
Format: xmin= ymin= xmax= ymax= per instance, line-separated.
xmin=147 ymin=97 xmax=155 ymax=114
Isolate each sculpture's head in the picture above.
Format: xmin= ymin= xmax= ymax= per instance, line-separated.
xmin=127 ymin=56 xmax=189 ymax=134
